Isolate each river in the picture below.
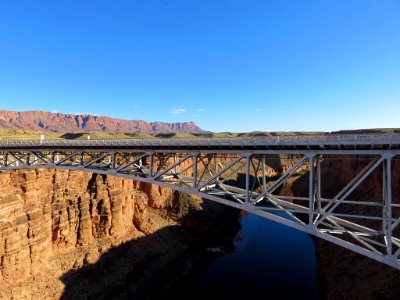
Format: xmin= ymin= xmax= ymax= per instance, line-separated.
xmin=164 ymin=211 xmax=320 ymax=299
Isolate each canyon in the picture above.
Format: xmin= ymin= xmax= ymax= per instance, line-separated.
xmin=1 ymin=153 xmax=400 ymax=299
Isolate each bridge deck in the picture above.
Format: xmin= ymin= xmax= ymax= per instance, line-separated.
xmin=0 ymin=133 xmax=400 ymax=151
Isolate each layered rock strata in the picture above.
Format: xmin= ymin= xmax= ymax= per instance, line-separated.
xmin=0 ymin=169 xmax=234 ymax=299
xmin=0 ymin=110 xmax=203 ymax=133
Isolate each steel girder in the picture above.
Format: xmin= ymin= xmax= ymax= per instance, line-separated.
xmin=1 ymin=148 xmax=400 ymax=270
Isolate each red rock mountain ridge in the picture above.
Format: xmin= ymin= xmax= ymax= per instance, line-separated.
xmin=0 ymin=110 xmax=204 ymax=133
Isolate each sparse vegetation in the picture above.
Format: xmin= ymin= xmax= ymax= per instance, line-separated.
xmin=0 ymin=128 xmax=60 ymax=141
xmin=0 ymin=128 xmax=398 ymax=141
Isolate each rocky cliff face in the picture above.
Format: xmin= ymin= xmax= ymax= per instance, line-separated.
xmin=0 ymin=110 xmax=204 ymax=133
xmin=0 ymin=169 xmax=234 ymax=299
xmin=308 ymin=156 xmax=400 ymax=299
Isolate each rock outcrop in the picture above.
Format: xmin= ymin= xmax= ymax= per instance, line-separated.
xmin=305 ymin=156 xmax=400 ymax=299
xmin=0 ymin=169 xmax=234 ymax=299
xmin=0 ymin=110 xmax=204 ymax=133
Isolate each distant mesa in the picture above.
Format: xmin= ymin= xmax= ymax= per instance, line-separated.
xmin=0 ymin=110 xmax=204 ymax=134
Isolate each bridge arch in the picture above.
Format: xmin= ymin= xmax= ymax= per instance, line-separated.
xmin=1 ymin=135 xmax=400 ymax=269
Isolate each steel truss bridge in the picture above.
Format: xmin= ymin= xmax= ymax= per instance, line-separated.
xmin=1 ymin=134 xmax=400 ymax=269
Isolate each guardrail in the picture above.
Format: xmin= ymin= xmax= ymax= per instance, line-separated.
xmin=0 ymin=133 xmax=400 ymax=148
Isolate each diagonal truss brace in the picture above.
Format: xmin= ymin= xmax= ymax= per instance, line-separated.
xmin=315 ymin=157 xmax=384 ymax=226
xmin=252 ymin=155 xmax=308 ymax=205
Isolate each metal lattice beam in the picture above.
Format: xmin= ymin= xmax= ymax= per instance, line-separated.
xmin=0 ymin=135 xmax=400 ymax=269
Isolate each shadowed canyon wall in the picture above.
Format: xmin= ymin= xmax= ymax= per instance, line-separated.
xmin=317 ymin=157 xmax=400 ymax=300
xmin=292 ymin=155 xmax=400 ymax=300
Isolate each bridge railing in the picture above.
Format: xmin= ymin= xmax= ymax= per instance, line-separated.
xmin=0 ymin=133 xmax=399 ymax=148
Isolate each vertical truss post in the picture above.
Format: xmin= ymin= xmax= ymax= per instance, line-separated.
xmin=383 ymin=154 xmax=393 ymax=255
xmin=316 ymin=155 xmax=322 ymax=211
xmin=262 ymin=155 xmax=267 ymax=192
xmin=215 ymin=156 xmax=219 ymax=183
xmin=111 ymin=152 xmax=116 ymax=170
xmin=149 ymin=152 xmax=154 ymax=178
xmin=173 ymin=154 xmax=177 ymax=174
xmin=309 ymin=154 xmax=316 ymax=224
xmin=245 ymin=153 xmax=252 ymax=203
xmin=192 ymin=153 xmax=198 ymax=189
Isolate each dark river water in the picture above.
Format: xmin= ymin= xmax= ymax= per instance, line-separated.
xmin=167 ymin=211 xmax=320 ymax=299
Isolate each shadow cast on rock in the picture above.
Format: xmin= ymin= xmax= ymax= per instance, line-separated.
xmin=60 ymin=199 xmax=241 ymax=300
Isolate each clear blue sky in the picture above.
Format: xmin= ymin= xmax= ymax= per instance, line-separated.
xmin=0 ymin=1 xmax=399 ymax=132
